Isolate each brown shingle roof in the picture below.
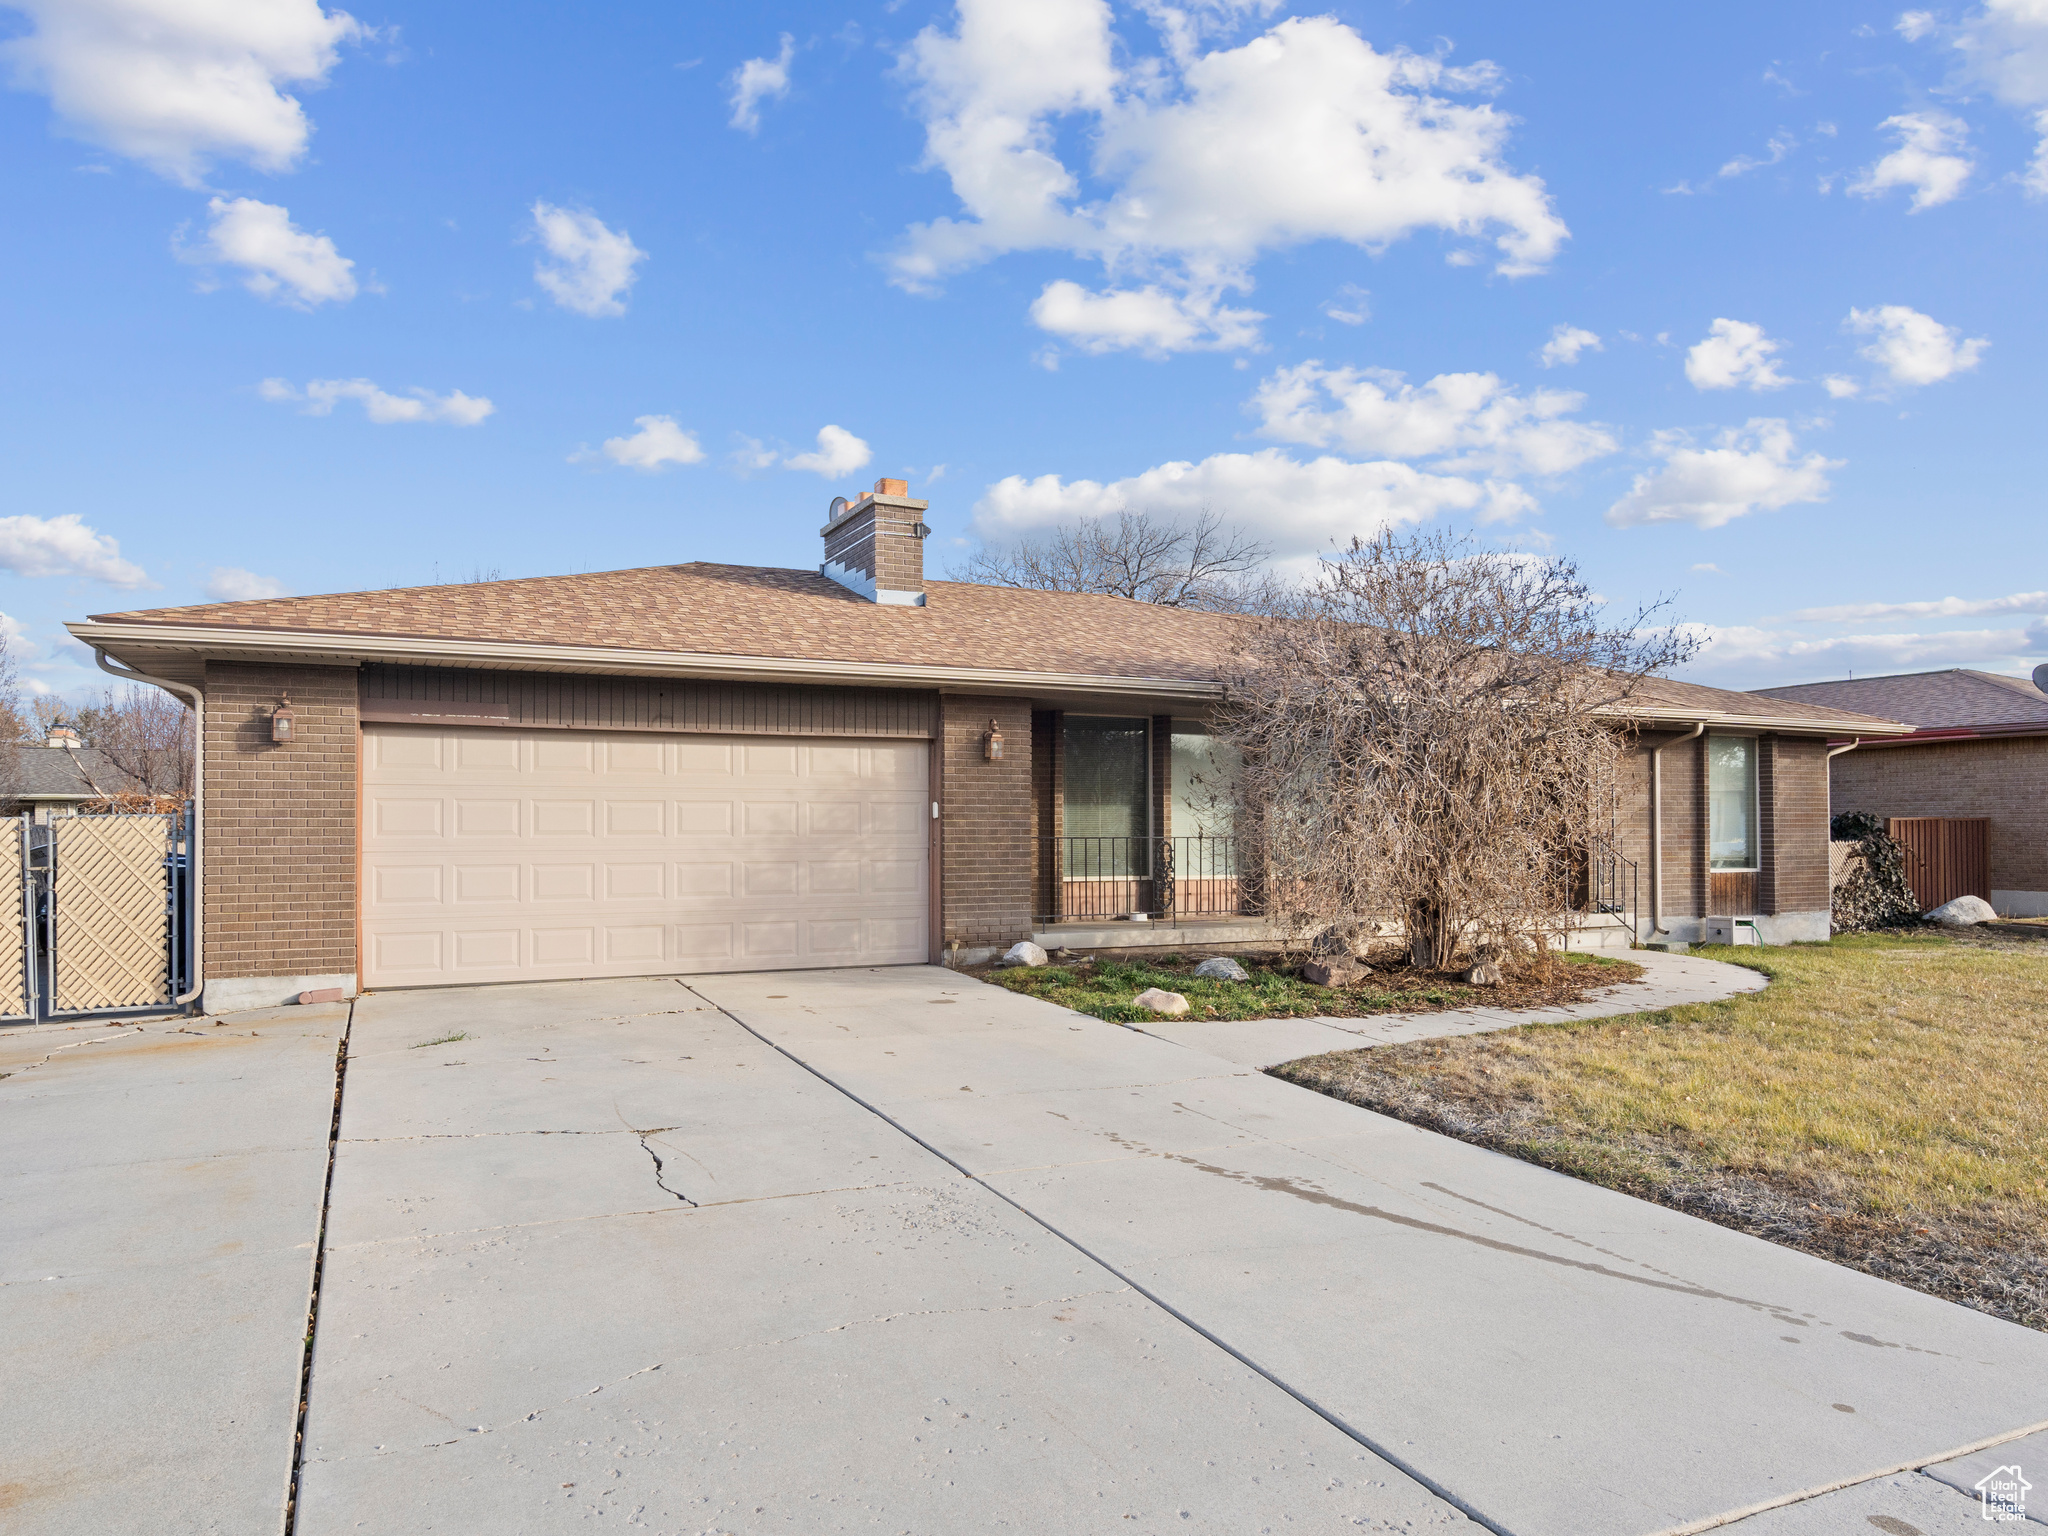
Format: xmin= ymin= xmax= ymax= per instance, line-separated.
xmin=92 ymin=563 xmax=1240 ymax=683
xmin=87 ymin=560 xmax=1903 ymax=730
xmin=1752 ymin=669 xmax=2048 ymax=730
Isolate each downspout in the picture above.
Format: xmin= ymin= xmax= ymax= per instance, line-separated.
xmin=1649 ymin=721 xmax=1705 ymax=938
xmin=94 ymin=648 xmax=203 ymax=1008
xmin=1827 ymin=737 xmax=1862 ymax=761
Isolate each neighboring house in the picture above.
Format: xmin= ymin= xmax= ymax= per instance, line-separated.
xmin=67 ymin=480 xmax=1906 ymax=1012
xmin=1752 ymin=668 xmax=2048 ymax=916
xmin=0 ymin=731 xmax=142 ymax=822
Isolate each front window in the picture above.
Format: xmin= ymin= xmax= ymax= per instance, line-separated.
xmin=1171 ymin=723 xmax=1238 ymax=861
xmin=1063 ymin=716 xmax=1149 ymax=874
xmin=1708 ymin=736 xmax=1758 ymax=871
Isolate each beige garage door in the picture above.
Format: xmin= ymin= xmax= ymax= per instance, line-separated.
xmin=361 ymin=725 xmax=929 ymax=987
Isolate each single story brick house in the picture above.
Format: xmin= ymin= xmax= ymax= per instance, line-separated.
xmin=1752 ymin=667 xmax=2048 ymax=916
xmin=69 ymin=482 xmax=1905 ymax=1011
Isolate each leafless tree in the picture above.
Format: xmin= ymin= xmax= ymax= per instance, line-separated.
xmin=1216 ymin=529 xmax=1696 ymax=971
xmin=955 ymin=508 xmax=1284 ymax=612
xmin=46 ymin=686 xmax=196 ymax=801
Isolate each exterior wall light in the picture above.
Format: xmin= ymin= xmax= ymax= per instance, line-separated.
xmin=271 ymin=695 xmax=296 ymax=744
xmin=983 ymin=719 xmax=1004 ymax=761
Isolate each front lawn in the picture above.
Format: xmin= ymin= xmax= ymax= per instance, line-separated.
xmin=1272 ymin=932 xmax=2048 ymax=1328
xmin=976 ymin=948 xmax=1639 ymax=1025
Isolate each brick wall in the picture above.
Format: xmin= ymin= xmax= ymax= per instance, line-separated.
xmin=1764 ymin=736 xmax=1830 ymax=913
xmin=1831 ymin=736 xmax=2048 ymax=893
xmin=938 ymin=694 xmax=1034 ymax=951
xmin=203 ymin=662 xmax=358 ymax=980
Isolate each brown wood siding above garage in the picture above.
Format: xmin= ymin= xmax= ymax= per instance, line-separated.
xmin=359 ymin=665 xmax=936 ymax=739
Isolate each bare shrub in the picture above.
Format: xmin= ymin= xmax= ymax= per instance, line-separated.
xmin=1218 ymin=529 xmax=1695 ymax=970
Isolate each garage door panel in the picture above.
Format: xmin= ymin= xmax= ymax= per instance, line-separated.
xmin=456 ymin=734 xmax=520 ymax=772
xmin=534 ymin=738 xmax=595 ymax=773
xmin=363 ymin=725 xmax=928 ymax=986
xmin=454 ymin=864 xmax=520 ymax=903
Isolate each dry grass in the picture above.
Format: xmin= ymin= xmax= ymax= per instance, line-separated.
xmin=1273 ymin=932 xmax=2048 ymax=1326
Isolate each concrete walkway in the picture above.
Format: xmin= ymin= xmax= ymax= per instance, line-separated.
xmin=691 ymin=965 xmax=2048 ymax=1536
xmin=1142 ymin=947 xmax=1770 ymax=1067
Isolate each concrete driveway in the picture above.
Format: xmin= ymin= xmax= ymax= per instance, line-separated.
xmin=6 ymin=964 xmax=2045 ymax=1534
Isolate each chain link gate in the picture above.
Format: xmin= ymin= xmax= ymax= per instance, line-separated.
xmin=1 ymin=805 xmax=194 ymax=1023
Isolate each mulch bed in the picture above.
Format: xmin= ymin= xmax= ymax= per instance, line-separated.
xmin=971 ymin=948 xmax=1643 ymax=1022
xmin=1273 ymin=1047 xmax=2048 ymax=1330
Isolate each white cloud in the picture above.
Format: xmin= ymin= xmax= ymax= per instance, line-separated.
xmin=206 ymin=567 xmax=288 ymax=601
xmin=785 ymin=425 xmax=873 ymax=478
xmin=1691 ymin=563 xmax=1723 ymax=573
xmin=578 ymin=415 xmax=705 ymax=471
xmin=260 ymin=377 xmax=494 ymax=426
xmin=1822 ymin=374 xmax=1862 ymax=398
xmin=1605 ymin=419 xmax=1840 ymax=530
xmin=1790 ymin=588 xmax=2048 ymax=622
xmin=1684 ymin=318 xmax=1793 ymax=391
xmin=1901 ymin=2 xmax=2048 ymax=189
xmin=728 ymin=33 xmax=795 ymax=133
xmin=0 ymin=513 xmax=149 ymax=587
xmin=973 ymin=447 xmax=1523 ymax=562
xmin=1 ymin=0 xmax=361 ymax=185
xmin=1250 ymin=361 xmax=1616 ymax=478
xmin=530 ymin=202 xmax=647 ymax=318
xmin=1717 ymin=130 xmax=1798 ymax=179
xmin=1538 ymin=324 xmax=1601 ymax=368
xmin=189 ymin=197 xmax=356 ymax=307
xmin=894 ymin=4 xmax=1567 ymax=352
xmin=1849 ymin=111 xmax=1974 ymax=210
xmin=1846 ymin=303 xmax=1989 ymax=385
xmin=1320 ymin=284 xmax=1370 ymax=325
xmin=1028 ymin=279 xmax=1264 ymax=355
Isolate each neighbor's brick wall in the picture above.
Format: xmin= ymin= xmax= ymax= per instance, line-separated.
xmin=938 ymin=694 xmax=1034 ymax=951
xmin=1764 ymin=736 xmax=1830 ymax=914
xmin=1831 ymin=736 xmax=2048 ymax=894
xmin=204 ymin=662 xmax=358 ymax=980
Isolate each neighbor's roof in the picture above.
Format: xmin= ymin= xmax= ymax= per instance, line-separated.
xmin=1 ymin=746 xmax=139 ymax=800
xmin=75 ymin=561 xmax=1906 ymax=732
xmin=1752 ymin=669 xmax=2048 ymax=738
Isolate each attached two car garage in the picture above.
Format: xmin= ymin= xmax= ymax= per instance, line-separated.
xmin=359 ymin=724 xmax=932 ymax=988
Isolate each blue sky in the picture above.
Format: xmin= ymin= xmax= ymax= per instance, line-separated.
xmin=3 ymin=0 xmax=2044 ymax=699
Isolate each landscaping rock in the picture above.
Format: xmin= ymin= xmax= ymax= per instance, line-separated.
xmin=1191 ymin=957 xmax=1251 ymax=982
xmin=1925 ymin=895 xmax=1998 ymax=927
xmin=1300 ymin=959 xmax=1370 ymax=988
xmin=998 ymin=941 xmax=1050 ymax=968
xmin=1462 ymin=961 xmax=1503 ymax=986
xmin=1132 ymin=988 xmax=1190 ymax=1015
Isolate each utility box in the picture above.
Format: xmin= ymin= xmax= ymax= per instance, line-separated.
xmin=1700 ymin=917 xmax=1760 ymax=946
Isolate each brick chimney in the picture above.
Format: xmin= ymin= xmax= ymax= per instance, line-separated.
xmin=820 ymin=478 xmax=930 ymax=606
xmin=46 ymin=727 xmax=81 ymax=750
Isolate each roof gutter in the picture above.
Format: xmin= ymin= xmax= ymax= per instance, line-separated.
xmin=66 ymin=621 xmax=1228 ymax=704
xmin=93 ymin=648 xmax=203 ymax=1010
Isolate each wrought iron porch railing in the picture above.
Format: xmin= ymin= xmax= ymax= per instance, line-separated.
xmin=1035 ymin=835 xmax=1248 ymax=925
xmin=1586 ymin=834 xmax=1640 ymax=942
